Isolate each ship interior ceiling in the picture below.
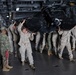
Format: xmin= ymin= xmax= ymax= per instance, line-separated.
xmin=0 ymin=0 xmax=76 ymax=75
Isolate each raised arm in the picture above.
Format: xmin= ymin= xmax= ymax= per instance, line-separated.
xmin=9 ymin=22 xmax=16 ymax=32
xmin=17 ymin=19 xmax=26 ymax=33
xmin=58 ymin=26 xmax=63 ymax=35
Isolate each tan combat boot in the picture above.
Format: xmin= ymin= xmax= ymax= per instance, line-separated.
xmin=30 ymin=64 xmax=35 ymax=70
xmin=22 ymin=61 xmax=25 ymax=66
xmin=48 ymin=50 xmax=53 ymax=56
xmin=2 ymin=66 xmax=10 ymax=72
xmin=71 ymin=48 xmax=75 ymax=51
xmin=6 ymin=65 xmax=13 ymax=69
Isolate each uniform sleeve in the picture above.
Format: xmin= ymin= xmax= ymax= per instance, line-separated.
xmin=58 ymin=30 xmax=63 ymax=35
xmin=0 ymin=35 xmax=10 ymax=52
xmin=9 ymin=24 xmax=14 ymax=32
xmin=18 ymin=36 xmax=25 ymax=46
xmin=5 ymin=37 xmax=11 ymax=51
xmin=29 ymin=32 xmax=34 ymax=41
xmin=17 ymin=23 xmax=23 ymax=33
xmin=0 ymin=35 xmax=5 ymax=45
xmin=0 ymin=35 xmax=5 ymax=55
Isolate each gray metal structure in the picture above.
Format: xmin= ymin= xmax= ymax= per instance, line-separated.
xmin=0 ymin=0 xmax=47 ymax=21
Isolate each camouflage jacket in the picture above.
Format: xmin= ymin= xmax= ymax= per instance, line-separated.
xmin=0 ymin=33 xmax=10 ymax=56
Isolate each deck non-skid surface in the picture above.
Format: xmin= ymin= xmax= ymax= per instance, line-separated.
xmin=0 ymin=50 xmax=76 ymax=75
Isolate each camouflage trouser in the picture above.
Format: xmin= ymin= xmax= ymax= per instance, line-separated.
xmin=47 ymin=32 xmax=52 ymax=51
xmin=2 ymin=51 xmax=9 ymax=66
xmin=13 ymin=41 xmax=18 ymax=55
xmin=72 ymin=36 xmax=76 ymax=49
xmin=19 ymin=44 xmax=34 ymax=65
xmin=3 ymin=56 xmax=6 ymax=66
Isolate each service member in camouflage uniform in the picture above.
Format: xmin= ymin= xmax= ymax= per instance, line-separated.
xmin=0 ymin=27 xmax=13 ymax=72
